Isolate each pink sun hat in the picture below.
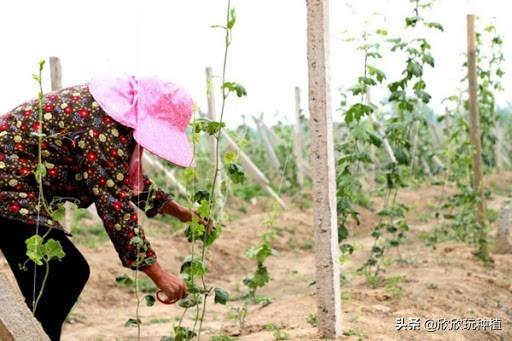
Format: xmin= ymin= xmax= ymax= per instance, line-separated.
xmin=88 ymin=75 xmax=195 ymax=168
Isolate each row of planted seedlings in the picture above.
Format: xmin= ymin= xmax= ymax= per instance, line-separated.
xmin=336 ymin=0 xmax=511 ymax=294
xmin=430 ymin=18 xmax=506 ymax=263
xmin=335 ymin=0 xmax=445 ymax=287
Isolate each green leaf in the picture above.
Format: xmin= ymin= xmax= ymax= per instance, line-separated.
xmin=425 ymin=22 xmax=444 ymax=31
xmin=50 ymin=204 xmax=66 ymax=222
xmin=367 ymin=130 xmax=382 ymax=147
xmin=223 ymin=150 xmax=238 ymax=164
xmin=115 ymin=274 xmax=134 ymax=287
xmin=358 ymin=76 xmax=377 ymax=86
xmin=185 ymin=217 xmax=205 ymax=241
xmin=227 ymin=163 xmax=245 ymax=184
xmin=214 ymin=287 xmax=229 ymax=304
xmin=193 ymin=118 xmax=225 ymax=135
xmin=34 ymin=163 xmax=47 ymax=182
xmin=227 ymin=8 xmax=236 ymax=29
xmin=388 ymin=79 xmax=406 ymax=92
xmin=413 ymin=80 xmax=426 ymax=91
xmin=173 ymin=326 xmax=197 ymax=340
xmin=376 ymin=28 xmax=388 ymax=36
xmin=197 ymin=199 xmax=210 ymax=219
xmin=180 ymin=255 xmax=206 ymax=276
xmin=344 ymin=103 xmax=374 ymax=124
xmin=406 ymin=61 xmax=423 ymax=78
xmin=414 ymin=90 xmax=432 ymax=103
xmin=243 ymin=264 xmax=270 ymax=290
xmin=25 ymin=235 xmax=44 ymax=266
xmin=222 ymin=82 xmax=247 ymax=97
xmin=246 ymin=243 xmax=273 ymax=263
xmin=192 ymin=190 xmax=210 ymax=204
xmin=368 ymin=66 xmax=386 ymax=83
xmin=405 ymin=16 xmax=420 ymax=27
xmin=422 ymin=53 xmax=435 ymax=67
xmin=43 ymin=239 xmax=65 ymax=261
xmin=124 ymin=318 xmax=141 ymax=327
xmin=178 ymin=293 xmax=202 ymax=308
xmin=144 ymin=294 xmax=156 ymax=307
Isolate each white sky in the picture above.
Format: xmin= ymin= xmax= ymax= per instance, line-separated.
xmin=0 ymin=0 xmax=510 ymax=127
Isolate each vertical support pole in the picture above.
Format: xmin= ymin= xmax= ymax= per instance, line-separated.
xmin=494 ymin=125 xmax=504 ymax=171
xmin=306 ymin=0 xmax=341 ymax=338
xmin=294 ymin=87 xmax=305 ymax=186
xmin=467 ymin=15 xmax=488 ymax=255
xmin=49 ymin=57 xmax=73 ymax=233
xmin=49 ymin=57 xmax=62 ymax=91
xmin=205 ymin=67 xmax=224 ymax=209
xmin=495 ymin=202 xmax=512 ymax=254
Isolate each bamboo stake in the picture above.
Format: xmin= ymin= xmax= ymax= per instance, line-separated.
xmin=142 ymin=154 xmax=188 ymax=196
xmin=467 ymin=14 xmax=488 ymax=256
xmin=369 ymin=117 xmax=397 ymax=164
xmin=253 ymin=116 xmax=281 ymax=170
xmin=306 ymin=0 xmax=341 ymax=338
xmin=221 ymin=131 xmax=286 ymax=209
xmin=197 ymin=110 xmax=286 ymax=208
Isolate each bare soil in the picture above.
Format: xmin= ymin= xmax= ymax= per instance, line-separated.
xmin=2 ymin=174 xmax=512 ymax=340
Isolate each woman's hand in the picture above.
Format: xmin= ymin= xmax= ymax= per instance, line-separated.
xmin=142 ymin=262 xmax=187 ymax=304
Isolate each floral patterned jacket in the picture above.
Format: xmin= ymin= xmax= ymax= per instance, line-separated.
xmin=0 ymin=84 xmax=170 ymax=269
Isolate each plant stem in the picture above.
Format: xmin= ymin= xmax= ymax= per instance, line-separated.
xmin=33 ymin=261 xmax=50 ymax=314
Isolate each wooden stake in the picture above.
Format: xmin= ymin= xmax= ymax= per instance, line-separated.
xmin=142 ymin=154 xmax=188 ymax=196
xmin=205 ymin=67 xmax=224 ymax=207
xmin=494 ymin=125 xmax=504 ymax=171
xmin=222 ymin=131 xmax=286 ymax=209
xmin=49 ymin=57 xmax=74 ymax=233
xmin=253 ymin=115 xmax=281 ymax=170
xmin=294 ymin=87 xmax=306 ymax=186
xmin=197 ymin=110 xmax=286 ymax=209
xmin=306 ymin=0 xmax=341 ymax=338
xmin=0 ymin=272 xmax=49 ymax=340
xmin=467 ymin=14 xmax=488 ymax=255
xmin=49 ymin=57 xmax=62 ymax=91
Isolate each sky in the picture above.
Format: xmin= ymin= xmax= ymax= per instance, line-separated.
xmin=0 ymin=0 xmax=510 ymax=127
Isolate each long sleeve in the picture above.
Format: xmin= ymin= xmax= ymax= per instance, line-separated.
xmin=76 ymin=127 xmax=156 ymax=270
xmin=130 ymin=175 xmax=171 ymax=218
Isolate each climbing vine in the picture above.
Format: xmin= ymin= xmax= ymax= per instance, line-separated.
xmin=161 ymin=1 xmax=248 ymax=340
xmin=23 ymin=60 xmax=67 ymax=314
xmin=435 ymin=18 xmax=504 ymax=263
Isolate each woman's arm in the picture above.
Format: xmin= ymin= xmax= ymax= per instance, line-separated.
xmin=159 ymin=199 xmax=215 ymax=233
xmin=159 ymin=199 xmax=193 ymax=222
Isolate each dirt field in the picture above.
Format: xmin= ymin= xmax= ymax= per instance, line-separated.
xmin=2 ymin=175 xmax=512 ymax=340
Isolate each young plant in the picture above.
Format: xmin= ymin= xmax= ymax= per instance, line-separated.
xmin=23 ymin=60 xmax=66 ymax=314
xmin=243 ymin=229 xmax=276 ymax=300
xmin=165 ymin=1 xmax=247 ymax=340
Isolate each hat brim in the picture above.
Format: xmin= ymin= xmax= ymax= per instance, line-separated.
xmin=133 ymin=115 xmax=195 ymax=168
